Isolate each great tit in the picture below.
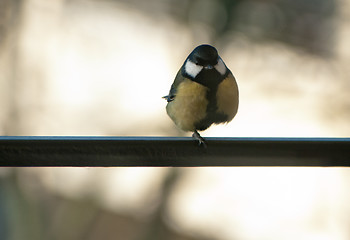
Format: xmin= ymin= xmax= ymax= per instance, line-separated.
xmin=163 ymin=44 xmax=239 ymax=147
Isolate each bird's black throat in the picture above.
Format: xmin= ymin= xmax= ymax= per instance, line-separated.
xmin=182 ymin=67 xmax=227 ymax=89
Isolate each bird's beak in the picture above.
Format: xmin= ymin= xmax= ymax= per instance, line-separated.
xmin=204 ymin=64 xmax=213 ymax=70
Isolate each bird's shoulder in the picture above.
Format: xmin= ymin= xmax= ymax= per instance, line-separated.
xmin=163 ymin=68 xmax=186 ymax=102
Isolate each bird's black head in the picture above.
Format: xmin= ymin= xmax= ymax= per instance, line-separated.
xmin=182 ymin=44 xmax=228 ymax=81
xmin=189 ymin=44 xmax=219 ymax=67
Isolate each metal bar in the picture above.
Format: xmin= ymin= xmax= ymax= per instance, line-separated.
xmin=0 ymin=136 xmax=349 ymax=167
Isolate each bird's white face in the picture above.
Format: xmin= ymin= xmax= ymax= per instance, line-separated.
xmin=184 ymin=59 xmax=203 ymax=78
xmin=214 ymin=57 xmax=227 ymax=75
xmin=184 ymin=57 xmax=227 ymax=78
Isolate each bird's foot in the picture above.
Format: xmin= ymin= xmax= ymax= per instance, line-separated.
xmin=192 ymin=130 xmax=207 ymax=148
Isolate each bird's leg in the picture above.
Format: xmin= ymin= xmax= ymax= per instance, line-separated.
xmin=192 ymin=130 xmax=207 ymax=148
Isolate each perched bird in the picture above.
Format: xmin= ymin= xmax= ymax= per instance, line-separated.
xmin=163 ymin=44 xmax=239 ymax=146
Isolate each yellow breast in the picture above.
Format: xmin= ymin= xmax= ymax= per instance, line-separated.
xmin=216 ymin=73 xmax=239 ymax=122
xmin=166 ymin=79 xmax=208 ymax=132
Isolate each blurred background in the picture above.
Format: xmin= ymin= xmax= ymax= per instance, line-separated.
xmin=1 ymin=0 xmax=350 ymax=239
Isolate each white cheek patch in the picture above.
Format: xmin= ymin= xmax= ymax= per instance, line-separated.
xmin=215 ymin=57 xmax=227 ymax=76
xmin=184 ymin=59 xmax=203 ymax=78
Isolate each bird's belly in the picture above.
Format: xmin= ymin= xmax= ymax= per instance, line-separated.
xmin=166 ymin=79 xmax=208 ymax=132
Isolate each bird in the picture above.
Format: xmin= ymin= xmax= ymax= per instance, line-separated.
xmin=163 ymin=44 xmax=239 ymax=147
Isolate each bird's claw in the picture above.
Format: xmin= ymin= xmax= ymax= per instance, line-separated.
xmin=192 ymin=131 xmax=207 ymax=148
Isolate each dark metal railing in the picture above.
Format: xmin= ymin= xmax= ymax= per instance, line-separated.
xmin=0 ymin=136 xmax=349 ymax=167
